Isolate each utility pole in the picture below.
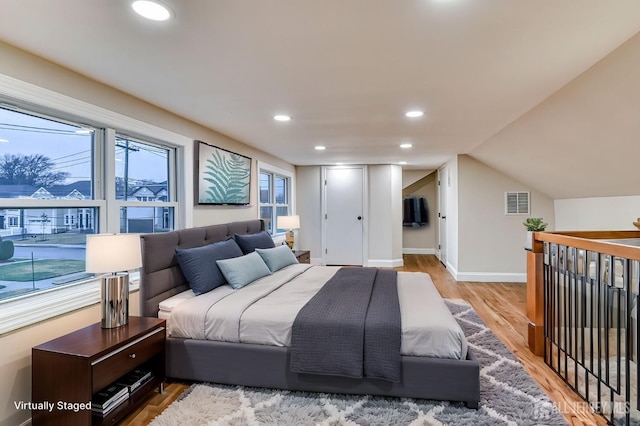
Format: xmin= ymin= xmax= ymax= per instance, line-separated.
xmin=115 ymin=139 xmax=139 ymax=231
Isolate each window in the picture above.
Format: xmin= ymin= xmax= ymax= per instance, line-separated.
xmin=0 ymin=75 xmax=192 ymax=334
xmin=259 ymin=163 xmax=294 ymax=235
xmin=115 ymin=135 xmax=176 ymax=234
xmin=0 ymin=105 xmax=179 ymax=311
xmin=0 ymin=107 xmax=99 ymax=302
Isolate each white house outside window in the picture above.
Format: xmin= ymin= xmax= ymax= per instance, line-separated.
xmin=0 ymin=105 xmax=178 ymax=307
xmin=115 ymin=135 xmax=175 ymax=234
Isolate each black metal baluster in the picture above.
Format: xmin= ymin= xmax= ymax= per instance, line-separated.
xmin=636 ymin=292 xmax=640 ymax=417
xmin=596 ymin=253 xmax=603 ymax=413
xmin=605 ymin=256 xmax=611 ymax=387
xmin=624 ymin=258 xmax=631 ymax=426
xmin=563 ymin=246 xmax=569 ymax=380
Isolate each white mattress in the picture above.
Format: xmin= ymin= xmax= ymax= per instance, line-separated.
xmin=162 ymin=264 xmax=468 ymax=360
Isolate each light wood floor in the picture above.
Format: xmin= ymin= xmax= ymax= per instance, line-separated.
xmin=121 ymin=255 xmax=607 ymax=425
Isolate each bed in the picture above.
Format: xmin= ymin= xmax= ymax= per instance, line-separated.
xmin=139 ymin=219 xmax=480 ymax=407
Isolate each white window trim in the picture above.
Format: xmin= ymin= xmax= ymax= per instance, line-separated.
xmin=257 ymin=161 xmax=295 ymax=239
xmin=0 ymin=73 xmax=193 ymax=335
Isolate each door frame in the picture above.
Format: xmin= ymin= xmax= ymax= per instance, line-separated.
xmin=320 ymin=165 xmax=369 ymax=266
xmin=437 ymin=165 xmax=447 ymax=265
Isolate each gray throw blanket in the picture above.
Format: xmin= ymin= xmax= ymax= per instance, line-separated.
xmin=289 ymin=267 xmax=401 ymax=382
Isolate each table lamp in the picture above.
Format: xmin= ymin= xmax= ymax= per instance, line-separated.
xmin=86 ymin=234 xmax=142 ymax=328
xmin=277 ymin=215 xmax=300 ymax=249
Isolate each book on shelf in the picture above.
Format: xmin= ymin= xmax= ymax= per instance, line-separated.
xmin=92 ymin=383 xmax=128 ymax=414
xmin=116 ymin=369 xmax=153 ymax=394
xmin=91 ymin=391 xmax=128 ymax=416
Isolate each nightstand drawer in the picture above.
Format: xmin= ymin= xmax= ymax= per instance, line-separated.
xmin=92 ymin=327 xmax=164 ymax=393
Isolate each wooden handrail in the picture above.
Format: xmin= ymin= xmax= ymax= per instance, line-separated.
xmin=532 ymin=230 xmax=640 ymax=260
xmin=526 ymin=230 xmax=640 ymax=356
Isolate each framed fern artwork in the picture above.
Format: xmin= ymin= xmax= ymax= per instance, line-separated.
xmin=196 ymin=141 xmax=252 ymax=205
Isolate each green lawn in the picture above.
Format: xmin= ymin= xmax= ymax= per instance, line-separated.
xmin=13 ymin=232 xmax=87 ymax=245
xmin=0 ymin=259 xmax=86 ymax=282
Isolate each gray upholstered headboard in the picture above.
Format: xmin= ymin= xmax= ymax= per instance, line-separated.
xmin=139 ymin=219 xmax=264 ymax=317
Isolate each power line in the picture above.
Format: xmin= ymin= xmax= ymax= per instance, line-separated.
xmin=0 ymin=122 xmax=85 ymax=134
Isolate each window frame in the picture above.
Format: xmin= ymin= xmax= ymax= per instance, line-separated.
xmin=110 ymin=132 xmax=178 ymax=234
xmin=257 ymin=161 xmax=295 ymax=237
xmin=0 ymin=74 xmax=193 ymax=335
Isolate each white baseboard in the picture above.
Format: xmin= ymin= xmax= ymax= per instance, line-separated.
xmin=445 ymin=261 xmax=458 ymax=280
xmin=442 ymin=262 xmax=525 ymax=282
xmin=402 ymin=248 xmax=437 ymax=255
xmin=456 ymin=272 xmax=526 ymax=283
xmin=367 ymin=258 xmax=404 ymax=268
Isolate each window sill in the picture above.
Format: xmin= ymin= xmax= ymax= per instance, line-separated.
xmin=0 ymin=273 xmax=140 ymax=336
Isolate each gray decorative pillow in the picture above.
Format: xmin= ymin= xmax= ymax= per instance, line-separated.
xmin=216 ymin=252 xmax=272 ymax=289
xmin=234 ymin=230 xmax=275 ymax=254
xmin=255 ymin=245 xmax=299 ymax=273
xmin=175 ymin=238 xmax=243 ymax=295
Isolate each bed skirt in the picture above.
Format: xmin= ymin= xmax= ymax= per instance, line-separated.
xmin=165 ymin=337 xmax=481 ymax=408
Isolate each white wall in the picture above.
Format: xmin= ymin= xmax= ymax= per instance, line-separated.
xmin=295 ymin=166 xmax=323 ymax=262
xmin=391 ymin=165 xmax=403 ymax=262
xmin=444 ymin=156 xmax=460 ymax=274
xmin=367 ymin=165 xmax=403 ymax=267
xmin=296 ymin=165 xmax=402 ymax=267
xmin=402 ymin=169 xmax=435 ymax=189
xmin=555 ymin=196 xmax=640 ymax=230
xmin=449 ymin=155 xmax=555 ymax=282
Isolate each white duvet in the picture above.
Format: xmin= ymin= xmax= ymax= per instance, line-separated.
xmin=161 ymin=264 xmax=468 ymax=359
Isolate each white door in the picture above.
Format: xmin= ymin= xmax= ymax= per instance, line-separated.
xmin=324 ymin=166 xmax=364 ymax=265
xmin=437 ymin=166 xmax=447 ymax=266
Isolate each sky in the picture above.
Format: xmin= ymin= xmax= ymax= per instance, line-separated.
xmin=0 ymin=107 xmax=168 ymax=186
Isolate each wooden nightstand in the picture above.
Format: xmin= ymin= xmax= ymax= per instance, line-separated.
xmin=293 ymin=250 xmax=310 ymax=264
xmin=32 ymin=316 xmax=165 ymax=425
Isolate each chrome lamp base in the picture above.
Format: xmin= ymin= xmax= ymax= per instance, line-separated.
xmin=101 ymin=273 xmax=129 ymax=329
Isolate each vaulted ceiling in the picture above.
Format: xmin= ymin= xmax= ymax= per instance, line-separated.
xmin=0 ymin=0 xmax=639 ymax=199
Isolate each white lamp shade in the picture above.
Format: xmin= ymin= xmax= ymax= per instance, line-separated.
xmin=277 ymin=215 xmax=300 ymax=230
xmin=86 ymin=234 xmax=142 ymax=273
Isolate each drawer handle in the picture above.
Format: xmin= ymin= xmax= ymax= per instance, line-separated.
xmin=129 ymin=353 xmax=136 ymax=359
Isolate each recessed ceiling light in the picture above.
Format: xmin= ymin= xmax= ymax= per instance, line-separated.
xmin=400 ymin=143 xmax=413 ymax=149
xmin=132 ymin=1 xmax=172 ymax=21
xmin=314 ymin=146 xmax=326 ymax=151
xmin=405 ymin=110 xmax=424 ymax=118
xmin=399 ymin=161 xmax=408 ymax=165
xmin=273 ymin=115 xmax=291 ymax=122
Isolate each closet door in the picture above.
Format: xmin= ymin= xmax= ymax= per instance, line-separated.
xmin=324 ymin=166 xmax=364 ymax=266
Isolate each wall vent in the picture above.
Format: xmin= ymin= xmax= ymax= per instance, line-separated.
xmin=505 ymin=191 xmax=530 ymax=215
